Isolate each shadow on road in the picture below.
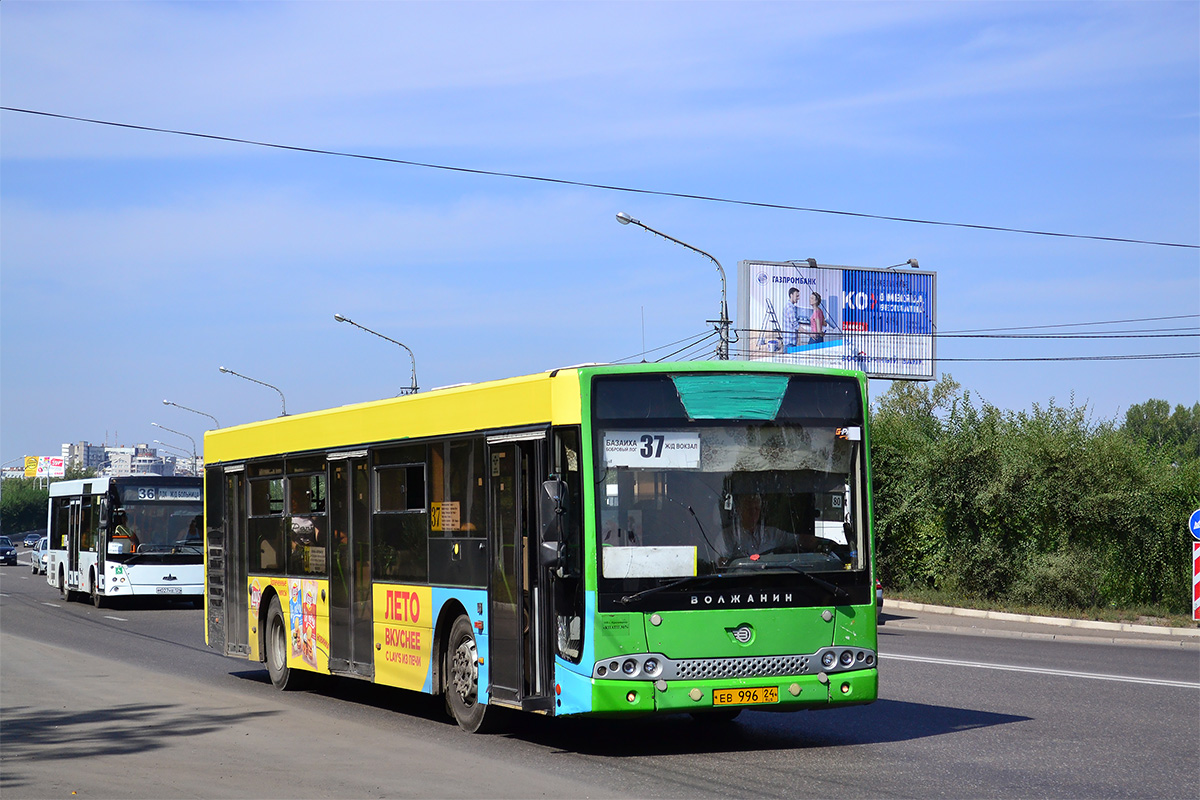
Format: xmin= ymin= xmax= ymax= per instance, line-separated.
xmin=0 ymin=702 xmax=284 ymax=793
xmin=497 ymin=698 xmax=1029 ymax=756
xmin=228 ymin=665 xmax=1027 ymax=756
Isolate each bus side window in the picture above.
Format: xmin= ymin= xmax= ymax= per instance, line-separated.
xmin=373 ymin=461 xmax=428 ymax=582
xmin=249 ymin=472 xmax=285 ymax=573
xmin=287 ymin=472 xmax=328 ymax=575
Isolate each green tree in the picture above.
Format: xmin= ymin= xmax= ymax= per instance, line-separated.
xmin=0 ymin=467 xmax=97 ymax=536
xmin=871 ymin=382 xmax=1197 ymax=615
xmin=0 ymin=478 xmax=49 ymax=534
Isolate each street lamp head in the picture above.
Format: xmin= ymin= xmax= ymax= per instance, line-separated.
xmin=616 ymin=212 xmax=635 ymax=226
xmin=907 ymin=258 xmax=920 ymax=269
xmin=219 ymin=366 xmax=229 ymax=374
xmin=806 ymin=258 xmax=817 ymax=268
xmin=334 ymin=313 xmax=349 ymax=323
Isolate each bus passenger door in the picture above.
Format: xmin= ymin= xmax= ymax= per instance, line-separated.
xmin=67 ymin=496 xmax=83 ymax=588
xmin=486 ymin=435 xmax=554 ymax=709
xmin=329 ymin=455 xmax=373 ymax=677
xmin=223 ymin=468 xmax=251 ymax=656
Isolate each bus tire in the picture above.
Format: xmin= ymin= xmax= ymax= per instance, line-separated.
xmin=445 ymin=614 xmax=493 ymax=733
xmin=59 ymin=567 xmax=72 ymax=602
xmin=265 ymin=595 xmax=308 ymax=690
xmin=90 ymin=569 xmax=105 ymax=608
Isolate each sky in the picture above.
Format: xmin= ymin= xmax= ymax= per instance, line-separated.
xmin=2 ymin=0 xmax=1197 ymax=466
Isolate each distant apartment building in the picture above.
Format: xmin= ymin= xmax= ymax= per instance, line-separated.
xmin=62 ymin=441 xmax=107 ymax=472
xmin=58 ymin=441 xmax=186 ymax=477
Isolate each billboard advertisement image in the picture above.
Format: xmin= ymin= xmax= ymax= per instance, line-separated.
xmin=24 ymin=456 xmax=66 ymax=478
xmin=736 ymin=260 xmax=937 ymax=380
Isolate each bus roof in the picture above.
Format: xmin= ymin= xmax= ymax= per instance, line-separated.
xmin=204 ymin=361 xmax=865 ymax=465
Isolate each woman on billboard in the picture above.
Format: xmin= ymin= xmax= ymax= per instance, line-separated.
xmin=808 ymin=292 xmax=826 ymax=344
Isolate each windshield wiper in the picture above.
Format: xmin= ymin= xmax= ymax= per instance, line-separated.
xmin=786 ymin=564 xmax=850 ymax=600
xmin=619 ymin=574 xmax=719 ymax=605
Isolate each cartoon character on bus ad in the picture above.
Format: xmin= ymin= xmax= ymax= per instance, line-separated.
xmin=288 ymin=578 xmax=319 ymax=669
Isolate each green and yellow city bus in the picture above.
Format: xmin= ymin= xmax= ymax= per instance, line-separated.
xmin=203 ymin=362 xmax=878 ymax=731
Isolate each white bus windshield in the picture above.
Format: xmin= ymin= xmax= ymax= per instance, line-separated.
xmin=112 ymin=493 xmax=204 ymax=557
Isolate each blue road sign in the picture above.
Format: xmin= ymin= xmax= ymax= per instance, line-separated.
xmin=1191 ymin=508 xmax=1200 ymax=541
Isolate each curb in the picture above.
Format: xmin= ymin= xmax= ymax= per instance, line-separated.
xmin=884 ymin=599 xmax=1200 ymax=638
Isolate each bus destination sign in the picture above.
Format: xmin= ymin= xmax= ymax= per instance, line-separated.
xmin=122 ymin=486 xmax=203 ymax=502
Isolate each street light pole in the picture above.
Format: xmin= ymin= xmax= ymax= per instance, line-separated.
xmin=333 ymin=314 xmax=419 ymax=394
xmin=616 ymin=212 xmax=730 ymax=360
xmin=162 ymin=399 xmax=221 ymax=429
xmin=219 ymin=366 xmax=288 ymax=416
xmin=150 ymin=422 xmax=198 ymax=473
xmin=152 ymin=439 xmax=194 ymax=475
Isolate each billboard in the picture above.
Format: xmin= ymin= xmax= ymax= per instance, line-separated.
xmin=24 ymin=456 xmax=66 ymax=478
xmin=736 ymin=260 xmax=937 ymax=380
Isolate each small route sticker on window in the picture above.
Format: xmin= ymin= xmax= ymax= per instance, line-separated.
xmin=603 ymin=431 xmax=701 ymax=469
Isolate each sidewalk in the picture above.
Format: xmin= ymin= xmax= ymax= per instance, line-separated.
xmin=882 ymin=599 xmax=1200 ymax=649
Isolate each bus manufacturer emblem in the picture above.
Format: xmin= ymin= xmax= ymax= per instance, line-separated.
xmin=730 ymin=624 xmax=753 ymax=644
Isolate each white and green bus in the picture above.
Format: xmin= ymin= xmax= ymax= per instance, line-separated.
xmin=47 ymin=476 xmax=204 ymax=607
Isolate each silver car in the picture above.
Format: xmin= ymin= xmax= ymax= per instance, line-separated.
xmin=31 ymin=537 xmax=48 ymax=575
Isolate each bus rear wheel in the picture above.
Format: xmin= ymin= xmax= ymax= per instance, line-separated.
xmin=265 ymin=595 xmax=308 ymax=690
xmin=90 ymin=569 xmax=105 ymax=608
xmin=445 ymin=614 xmax=493 ymax=733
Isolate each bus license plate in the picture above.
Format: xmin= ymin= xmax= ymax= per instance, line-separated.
xmin=156 ymin=587 xmax=182 ymax=594
xmin=713 ymin=686 xmax=779 ymax=706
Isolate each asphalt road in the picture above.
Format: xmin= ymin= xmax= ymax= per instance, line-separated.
xmin=2 ymin=555 xmax=1197 ymax=799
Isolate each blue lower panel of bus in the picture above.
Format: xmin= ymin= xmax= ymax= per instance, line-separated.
xmin=552 ymin=664 xmax=878 ymax=717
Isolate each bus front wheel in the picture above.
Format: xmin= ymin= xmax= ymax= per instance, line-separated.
xmin=446 ymin=614 xmax=493 ymax=733
xmin=265 ymin=595 xmax=308 ymax=690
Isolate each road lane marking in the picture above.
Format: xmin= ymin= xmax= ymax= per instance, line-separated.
xmin=103 ymin=616 xmax=129 ymax=621
xmin=41 ymin=602 xmax=61 ymax=607
xmin=883 ymin=653 xmax=1199 ymax=689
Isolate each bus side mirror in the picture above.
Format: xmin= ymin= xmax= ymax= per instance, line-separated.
xmin=540 ymin=540 xmax=563 ymax=569
xmin=542 ymin=479 xmax=567 ymax=508
xmin=541 ymin=478 xmax=568 ymax=542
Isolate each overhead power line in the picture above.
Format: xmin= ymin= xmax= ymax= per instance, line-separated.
xmin=933 ymin=353 xmax=1198 ymax=363
xmin=719 ymin=348 xmax=1198 ymax=364
xmin=941 ymin=313 xmax=1199 ymax=334
xmin=3 ymin=106 xmax=1197 ymax=250
xmin=936 ymin=332 xmax=1198 ymax=340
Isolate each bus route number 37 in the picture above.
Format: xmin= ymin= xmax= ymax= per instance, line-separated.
xmin=712 ymin=686 xmax=780 ymax=706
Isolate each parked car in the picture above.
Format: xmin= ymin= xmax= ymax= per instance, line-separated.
xmin=0 ymin=536 xmax=16 ymax=566
xmin=32 ymin=537 xmax=49 ymax=575
xmin=22 ymin=531 xmax=43 ymax=547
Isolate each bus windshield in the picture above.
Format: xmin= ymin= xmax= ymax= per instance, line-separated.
xmin=111 ymin=495 xmax=204 ymax=558
xmin=597 ymin=424 xmax=863 ymax=578
xmin=592 ymin=372 xmax=867 ymax=584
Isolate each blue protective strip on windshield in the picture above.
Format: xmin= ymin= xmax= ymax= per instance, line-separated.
xmin=671 ymin=374 xmax=789 ymax=420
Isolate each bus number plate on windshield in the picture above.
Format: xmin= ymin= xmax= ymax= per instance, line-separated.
xmin=713 ymin=686 xmax=779 ymax=706
xmin=156 ymin=587 xmax=182 ymax=594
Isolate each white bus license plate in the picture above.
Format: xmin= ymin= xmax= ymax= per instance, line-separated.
xmin=156 ymin=587 xmax=183 ymax=594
